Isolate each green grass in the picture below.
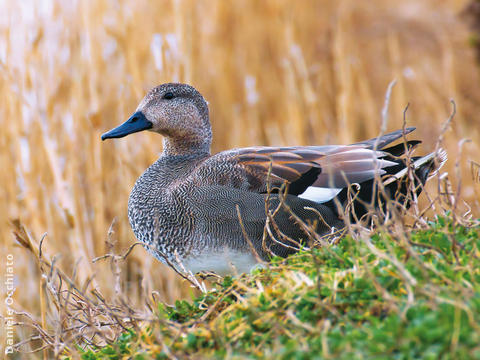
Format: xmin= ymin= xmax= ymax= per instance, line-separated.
xmin=77 ymin=216 xmax=480 ymax=359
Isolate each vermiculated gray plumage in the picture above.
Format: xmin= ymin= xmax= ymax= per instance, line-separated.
xmin=102 ymin=83 xmax=447 ymax=274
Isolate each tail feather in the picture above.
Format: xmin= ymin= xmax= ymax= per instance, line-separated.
xmin=383 ymin=148 xmax=447 ymax=186
xmin=325 ymin=148 xmax=447 ymax=220
xmin=381 ymin=140 xmax=422 ymax=157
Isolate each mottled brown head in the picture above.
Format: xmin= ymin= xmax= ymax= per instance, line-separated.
xmin=102 ymin=83 xmax=212 ymax=156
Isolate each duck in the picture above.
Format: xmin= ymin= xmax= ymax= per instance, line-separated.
xmin=101 ymin=83 xmax=446 ymax=274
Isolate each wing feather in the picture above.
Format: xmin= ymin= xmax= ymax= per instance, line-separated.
xmin=207 ymin=129 xmax=420 ymax=196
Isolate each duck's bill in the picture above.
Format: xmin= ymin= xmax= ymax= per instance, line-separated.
xmin=101 ymin=111 xmax=153 ymax=140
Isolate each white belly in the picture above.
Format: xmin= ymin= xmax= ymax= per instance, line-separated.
xmin=181 ymin=249 xmax=261 ymax=275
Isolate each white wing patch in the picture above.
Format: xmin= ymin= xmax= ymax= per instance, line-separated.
xmin=298 ymin=186 xmax=342 ymax=203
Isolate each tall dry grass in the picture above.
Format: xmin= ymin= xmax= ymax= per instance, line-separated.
xmin=1 ymin=0 xmax=480 ymax=355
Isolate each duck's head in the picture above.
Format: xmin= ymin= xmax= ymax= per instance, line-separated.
xmin=102 ymin=83 xmax=212 ymax=155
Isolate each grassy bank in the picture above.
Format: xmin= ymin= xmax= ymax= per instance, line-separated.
xmin=77 ymin=216 xmax=480 ymax=359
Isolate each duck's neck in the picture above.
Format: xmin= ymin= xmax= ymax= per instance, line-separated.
xmin=162 ymin=132 xmax=212 ymax=157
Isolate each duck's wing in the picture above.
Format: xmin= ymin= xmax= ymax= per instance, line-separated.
xmin=235 ymin=144 xmax=392 ymax=190
xmin=225 ymin=128 xmax=420 ymax=202
xmin=352 ymin=127 xmax=416 ymax=148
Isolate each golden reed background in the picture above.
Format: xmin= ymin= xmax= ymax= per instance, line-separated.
xmin=1 ymin=0 xmax=480 ymax=349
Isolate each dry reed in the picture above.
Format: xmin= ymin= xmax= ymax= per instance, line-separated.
xmin=1 ymin=0 xmax=480 ymax=356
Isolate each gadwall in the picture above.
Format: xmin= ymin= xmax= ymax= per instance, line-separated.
xmin=102 ymin=83 xmax=446 ymax=274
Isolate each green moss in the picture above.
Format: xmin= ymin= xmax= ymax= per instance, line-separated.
xmin=78 ymin=217 xmax=480 ymax=359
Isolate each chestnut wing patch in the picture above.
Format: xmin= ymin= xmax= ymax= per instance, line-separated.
xmin=235 ymin=147 xmax=328 ymax=195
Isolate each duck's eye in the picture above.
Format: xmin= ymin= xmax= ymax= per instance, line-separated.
xmin=163 ymin=92 xmax=175 ymax=100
